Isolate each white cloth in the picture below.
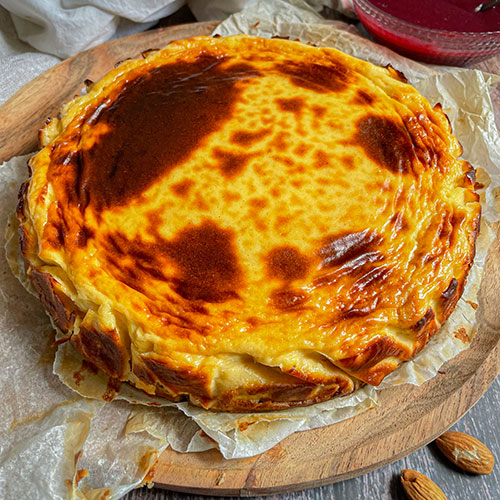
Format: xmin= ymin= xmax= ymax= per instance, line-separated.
xmin=0 ymin=6 xmax=58 ymax=105
xmin=0 ymin=0 xmax=185 ymax=58
xmin=0 ymin=0 xmax=185 ymax=105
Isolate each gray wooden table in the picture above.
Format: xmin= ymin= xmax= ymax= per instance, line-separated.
xmin=124 ymin=7 xmax=500 ymax=500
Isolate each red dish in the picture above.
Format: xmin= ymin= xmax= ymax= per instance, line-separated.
xmin=353 ymin=0 xmax=500 ymax=65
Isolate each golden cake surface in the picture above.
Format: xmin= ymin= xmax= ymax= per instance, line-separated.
xmin=17 ymin=35 xmax=480 ymax=411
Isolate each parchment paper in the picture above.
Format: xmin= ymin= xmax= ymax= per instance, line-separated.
xmin=1 ymin=0 xmax=500 ymax=498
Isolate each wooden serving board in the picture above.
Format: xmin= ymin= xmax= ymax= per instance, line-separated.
xmin=0 ymin=21 xmax=499 ymax=497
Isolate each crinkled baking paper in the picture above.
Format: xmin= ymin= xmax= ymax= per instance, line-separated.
xmin=1 ymin=0 xmax=500 ymax=498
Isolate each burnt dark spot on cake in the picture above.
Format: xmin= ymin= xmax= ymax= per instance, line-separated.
xmin=352 ymin=89 xmax=376 ymax=105
xmin=312 ymin=105 xmax=327 ymax=119
xmin=143 ymin=356 xmax=210 ymax=397
xmin=341 ymin=155 xmax=355 ymax=170
xmin=293 ymin=143 xmax=310 ymax=156
xmin=102 ymin=219 xmax=243 ymax=304
xmin=266 ymin=246 xmax=310 ymax=281
xmin=270 ymin=131 xmax=290 ymax=150
xmin=353 ymin=115 xmax=415 ymax=174
xmin=51 ymin=57 xmax=262 ymax=211
xmin=339 ymin=336 xmax=405 ymax=373
xmin=385 ymin=64 xmax=408 ymax=83
xmin=223 ymin=191 xmax=241 ymax=203
xmin=349 ymin=266 xmax=391 ymax=294
xmin=43 ymin=220 xmax=65 ymax=249
xmin=317 ymin=229 xmax=382 ymax=269
xmin=275 ymin=97 xmax=305 ymax=116
xmin=212 ymin=148 xmax=255 ymax=178
xmin=231 ymin=128 xmax=270 ymax=146
xmin=313 ymin=150 xmax=329 ymax=169
xmin=75 ymin=226 xmax=94 ymax=248
xmin=249 ymin=197 xmax=268 ymax=209
xmin=171 ymin=179 xmax=194 ymax=197
xmin=410 ymin=307 xmax=435 ymax=332
xmin=29 ymin=269 xmax=77 ymax=332
xmin=441 ymin=278 xmax=459 ymax=316
xmin=388 ymin=211 xmax=409 ymax=231
xmin=275 ymin=61 xmax=351 ymax=94
xmin=75 ymin=326 xmax=125 ymax=378
xmin=162 ymin=221 xmax=243 ymax=303
xmin=270 ymin=187 xmax=281 ymax=198
xmin=274 ymin=215 xmax=291 ymax=230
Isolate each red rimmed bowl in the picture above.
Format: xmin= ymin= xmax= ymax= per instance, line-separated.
xmin=353 ymin=0 xmax=500 ymax=65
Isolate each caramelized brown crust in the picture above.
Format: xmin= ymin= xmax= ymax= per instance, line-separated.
xmin=71 ymin=325 xmax=127 ymax=379
xmin=29 ymin=269 xmax=77 ymax=332
xmin=17 ymin=35 xmax=480 ymax=411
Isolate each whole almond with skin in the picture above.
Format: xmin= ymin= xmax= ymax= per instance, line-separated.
xmin=435 ymin=430 xmax=495 ymax=474
xmin=401 ymin=469 xmax=447 ymax=500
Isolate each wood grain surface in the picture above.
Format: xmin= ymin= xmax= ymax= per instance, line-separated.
xmin=0 ymin=15 xmax=499 ymax=500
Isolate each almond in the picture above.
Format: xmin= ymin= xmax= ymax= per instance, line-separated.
xmin=435 ymin=430 xmax=495 ymax=475
xmin=401 ymin=469 xmax=447 ymax=500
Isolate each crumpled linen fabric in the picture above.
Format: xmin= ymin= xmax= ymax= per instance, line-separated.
xmin=0 ymin=0 xmax=186 ymax=58
xmin=0 ymin=0 xmax=185 ymax=105
xmin=0 ymin=6 xmax=59 ymax=106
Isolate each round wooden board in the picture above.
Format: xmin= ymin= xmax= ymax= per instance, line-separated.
xmin=0 ymin=21 xmax=499 ymax=498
